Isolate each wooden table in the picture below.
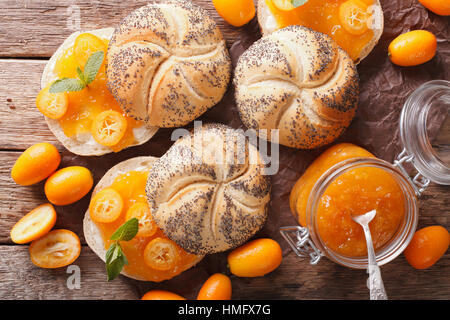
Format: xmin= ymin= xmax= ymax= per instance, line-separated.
xmin=0 ymin=0 xmax=448 ymax=300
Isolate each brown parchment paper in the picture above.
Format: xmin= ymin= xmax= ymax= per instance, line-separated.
xmin=64 ymin=0 xmax=449 ymax=298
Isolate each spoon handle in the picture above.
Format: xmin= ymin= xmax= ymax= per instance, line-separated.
xmin=362 ymin=224 xmax=388 ymax=300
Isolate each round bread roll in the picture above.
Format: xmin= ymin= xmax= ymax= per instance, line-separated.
xmin=146 ymin=123 xmax=271 ymax=255
xmin=83 ymin=156 xmax=204 ymax=281
xmin=257 ymin=0 xmax=384 ymax=63
xmin=106 ymin=0 xmax=232 ymax=128
xmin=41 ymin=28 xmax=158 ymax=156
xmin=234 ymin=25 xmax=359 ymax=150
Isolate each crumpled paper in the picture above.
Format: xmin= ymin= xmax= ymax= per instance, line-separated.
xmin=65 ymin=0 xmax=449 ymax=297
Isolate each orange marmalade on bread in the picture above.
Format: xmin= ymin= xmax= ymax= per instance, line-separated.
xmin=89 ymin=169 xmax=200 ymax=282
xmin=266 ymin=0 xmax=376 ymax=61
xmin=290 ymin=143 xmax=405 ymax=257
xmin=50 ymin=33 xmax=142 ymax=152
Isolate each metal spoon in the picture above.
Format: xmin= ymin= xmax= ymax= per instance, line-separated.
xmin=351 ymin=210 xmax=388 ymax=300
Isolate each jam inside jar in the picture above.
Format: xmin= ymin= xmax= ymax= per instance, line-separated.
xmin=288 ymin=144 xmax=418 ymax=268
xmin=316 ymin=166 xmax=405 ymax=258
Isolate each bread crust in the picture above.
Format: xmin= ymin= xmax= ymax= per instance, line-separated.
xmin=257 ymin=0 xmax=384 ymax=63
xmin=83 ymin=156 xmax=204 ymax=282
xmin=41 ymin=28 xmax=158 ymax=156
xmin=234 ymin=25 xmax=359 ymax=149
xmin=106 ymin=0 xmax=232 ymax=128
xmin=146 ymin=123 xmax=271 ymax=255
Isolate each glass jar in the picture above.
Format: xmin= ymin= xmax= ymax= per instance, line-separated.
xmin=281 ymin=80 xmax=450 ymax=269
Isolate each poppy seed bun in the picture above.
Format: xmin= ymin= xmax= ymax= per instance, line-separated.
xmin=41 ymin=28 xmax=159 ymax=156
xmin=106 ymin=0 xmax=232 ymax=128
xmin=257 ymin=0 xmax=384 ymax=63
xmin=234 ymin=26 xmax=359 ymax=149
xmin=83 ymin=156 xmax=204 ymax=282
xmin=146 ymin=123 xmax=271 ymax=255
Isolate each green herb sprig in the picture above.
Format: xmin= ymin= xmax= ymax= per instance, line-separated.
xmin=291 ymin=0 xmax=309 ymax=7
xmin=49 ymin=51 xmax=104 ymax=93
xmin=105 ymin=218 xmax=139 ymax=281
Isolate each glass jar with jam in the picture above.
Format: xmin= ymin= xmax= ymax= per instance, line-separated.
xmin=281 ymin=80 xmax=450 ymax=269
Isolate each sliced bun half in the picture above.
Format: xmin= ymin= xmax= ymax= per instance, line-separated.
xmin=257 ymin=0 xmax=384 ymax=63
xmin=41 ymin=28 xmax=158 ymax=156
xmin=83 ymin=156 xmax=204 ymax=281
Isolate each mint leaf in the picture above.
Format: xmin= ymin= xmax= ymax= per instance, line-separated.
xmin=106 ymin=253 xmax=126 ymax=281
xmin=110 ymin=218 xmax=139 ymax=242
xmin=291 ymin=0 xmax=308 ymax=7
xmin=105 ymin=242 xmax=120 ymax=264
xmin=83 ymin=51 xmax=104 ymax=85
xmin=76 ymin=67 xmax=86 ymax=84
xmin=49 ymin=78 xmax=85 ymax=93
xmin=105 ymin=218 xmax=138 ymax=281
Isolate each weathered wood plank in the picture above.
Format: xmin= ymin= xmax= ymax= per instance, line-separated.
xmin=0 ymin=60 xmax=57 ymax=149
xmin=0 ymin=246 xmax=139 ymax=300
xmin=0 ymin=244 xmax=448 ymax=300
xmin=0 ymin=0 xmax=241 ymax=58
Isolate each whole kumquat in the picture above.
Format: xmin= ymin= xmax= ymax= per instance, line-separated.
xmin=11 ymin=142 xmax=61 ymax=186
xmin=212 ymin=0 xmax=255 ymax=27
xmin=418 ymin=0 xmax=450 ymax=16
xmin=141 ymin=290 xmax=186 ymax=300
xmin=29 ymin=229 xmax=81 ymax=268
xmin=197 ymin=273 xmax=232 ymax=300
xmin=388 ymin=30 xmax=437 ymax=67
xmin=45 ymin=166 xmax=93 ymax=206
xmin=404 ymin=226 xmax=449 ymax=269
xmin=10 ymin=203 xmax=57 ymax=244
xmin=228 ymin=238 xmax=283 ymax=277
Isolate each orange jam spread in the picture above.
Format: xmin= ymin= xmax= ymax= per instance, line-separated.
xmin=93 ymin=170 xmax=200 ymax=282
xmin=290 ymin=143 xmax=405 ymax=257
xmin=54 ymin=33 xmax=141 ymax=152
xmin=317 ymin=166 xmax=405 ymax=257
xmin=266 ymin=0 xmax=375 ymax=61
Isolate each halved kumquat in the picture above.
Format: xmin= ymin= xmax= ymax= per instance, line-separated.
xmin=91 ymin=110 xmax=128 ymax=147
xmin=89 ymin=188 xmax=124 ymax=223
xmin=36 ymin=84 xmax=69 ymax=120
xmin=125 ymin=202 xmax=157 ymax=237
xmin=10 ymin=203 xmax=57 ymax=244
xmin=144 ymin=237 xmax=180 ymax=271
xmin=141 ymin=290 xmax=186 ymax=300
xmin=29 ymin=229 xmax=81 ymax=268
xmin=11 ymin=142 xmax=61 ymax=186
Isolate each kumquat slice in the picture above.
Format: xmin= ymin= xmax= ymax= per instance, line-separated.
xmin=143 ymin=237 xmax=180 ymax=271
xmin=91 ymin=110 xmax=128 ymax=147
xmin=89 ymin=188 xmax=124 ymax=223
